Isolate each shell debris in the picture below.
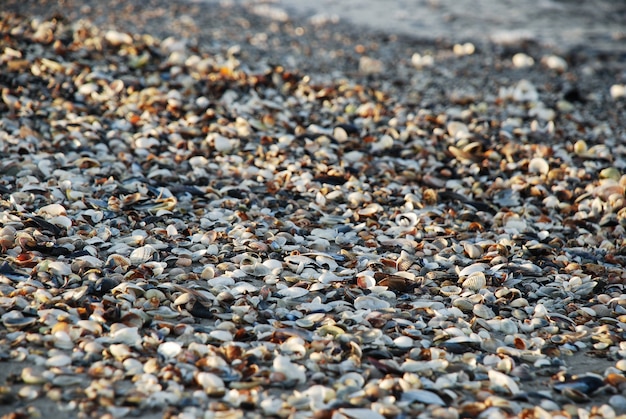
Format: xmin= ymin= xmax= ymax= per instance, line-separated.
xmin=0 ymin=1 xmax=625 ymax=418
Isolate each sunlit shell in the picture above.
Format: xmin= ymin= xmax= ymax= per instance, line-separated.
xmin=129 ymin=245 xmax=157 ymax=264
xmin=462 ymin=271 xmax=487 ymax=291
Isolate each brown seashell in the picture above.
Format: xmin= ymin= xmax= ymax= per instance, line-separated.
xmin=606 ymin=373 xmax=626 ymax=387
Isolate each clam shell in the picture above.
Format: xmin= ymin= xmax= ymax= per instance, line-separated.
xmin=462 ymin=271 xmax=487 ymax=291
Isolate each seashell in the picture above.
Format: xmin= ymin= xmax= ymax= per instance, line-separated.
xmin=553 ymin=375 xmax=604 ymax=395
xmin=37 ymin=203 xmax=67 ymax=216
xmin=462 ymin=271 xmax=487 ymax=291
xmin=401 ymin=389 xmax=446 ymax=406
xmin=354 ymin=295 xmax=390 ymax=310
xmin=394 ymin=336 xmax=414 ymax=349
xmin=512 ymin=53 xmax=534 ymax=68
xmin=18 ymin=386 xmax=39 ymax=400
xmin=528 ymin=157 xmax=549 ymax=175
xmin=104 ymin=30 xmax=133 ymax=46
xmin=395 ymin=212 xmax=419 ymax=227
xmin=452 ymin=297 xmax=474 ymax=312
xmin=463 ymin=243 xmax=483 ymax=259
xmin=610 ymin=84 xmax=626 ymax=99
xmin=2 ymin=313 xmax=37 ymax=331
xmin=447 ymin=121 xmax=470 ymax=139
xmin=458 ymin=263 xmax=488 ymax=278
xmin=21 ymin=368 xmax=48 ymax=385
xmin=158 ymin=341 xmax=182 ymax=358
xmin=358 ymin=203 xmax=384 ymax=217
xmin=489 ymin=370 xmax=520 ymax=395
xmin=46 ymin=354 xmax=72 ymax=368
xmin=277 ymin=286 xmax=309 ymax=299
xmin=440 ymin=285 xmax=462 ymax=296
xmin=109 ymin=343 xmax=133 ymax=361
xmin=473 ymin=304 xmax=495 ymax=319
xmin=129 ymin=245 xmax=157 ymax=264
xmin=272 ymin=355 xmax=306 ymax=385
xmin=196 ymin=372 xmax=226 ymax=396
xmin=110 ymin=326 xmax=142 ymax=346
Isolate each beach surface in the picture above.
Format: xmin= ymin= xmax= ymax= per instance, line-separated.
xmin=1 ymin=0 xmax=626 ymax=418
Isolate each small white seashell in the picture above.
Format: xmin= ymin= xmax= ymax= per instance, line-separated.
xmin=457 ymin=263 xmax=488 ymax=278
xmin=512 ymin=53 xmax=534 ymax=68
xmin=394 ymin=336 xmax=414 ymax=349
xmin=447 ymin=121 xmax=470 ymax=139
xmin=46 ymin=354 xmax=72 ymax=368
xmin=440 ymin=285 xmax=462 ymax=296
xmin=105 ymin=30 xmax=133 ymax=46
xmin=129 ymin=245 xmax=157 ymax=264
xmin=463 ymin=243 xmax=483 ymax=259
xmin=158 ymin=341 xmax=182 ymax=358
xmin=212 ymin=134 xmax=234 ymax=153
xmin=277 ymin=286 xmax=309 ymax=299
xmin=528 ymin=157 xmax=549 ymax=175
xmin=109 ymin=343 xmax=133 ymax=361
xmin=37 ymin=203 xmax=67 ymax=216
xmin=489 ymin=370 xmax=520 ymax=395
xmin=354 ymin=295 xmax=390 ymax=310
xmin=542 ymin=54 xmax=568 ymax=72
xmin=610 ymin=84 xmax=626 ymax=99
xmin=273 ymin=355 xmax=306 ymax=384
xmin=196 ymin=372 xmax=225 ymax=396
xmin=462 ymin=271 xmax=487 ymax=291
xmin=110 ymin=326 xmax=142 ymax=346
xmin=401 ymin=389 xmax=446 ymax=406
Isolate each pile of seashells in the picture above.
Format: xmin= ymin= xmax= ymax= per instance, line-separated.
xmin=1 ymin=3 xmax=626 ymax=418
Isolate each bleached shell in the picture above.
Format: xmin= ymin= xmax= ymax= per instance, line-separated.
xmin=104 ymin=30 xmax=133 ymax=46
xmin=43 ymin=260 xmax=72 ymax=276
xmin=196 ymin=372 xmax=225 ymax=395
xmin=109 ymin=343 xmax=133 ymax=361
xmin=46 ymin=354 xmax=72 ymax=368
xmin=273 ymin=355 xmax=306 ymax=384
xmin=110 ymin=326 xmax=142 ymax=346
xmin=489 ymin=370 xmax=520 ymax=395
xmin=458 ymin=263 xmax=488 ymax=278
xmin=440 ymin=285 xmax=462 ymax=296
xmin=277 ymin=286 xmax=309 ymax=299
xmin=129 ymin=245 xmax=157 ymax=264
xmin=462 ymin=271 xmax=487 ymax=291
xmin=37 ymin=203 xmax=67 ymax=216
xmin=463 ymin=243 xmax=483 ymax=259
xmin=528 ymin=157 xmax=550 ymax=175
xmin=358 ymin=203 xmax=384 ymax=216
xmin=401 ymin=389 xmax=446 ymax=406
xmin=394 ymin=335 xmax=414 ymax=348
xmin=395 ymin=212 xmax=419 ymax=227
xmin=158 ymin=341 xmax=182 ymax=358
xmin=338 ymin=372 xmax=365 ymax=388
xmin=354 ymin=295 xmax=391 ymax=310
